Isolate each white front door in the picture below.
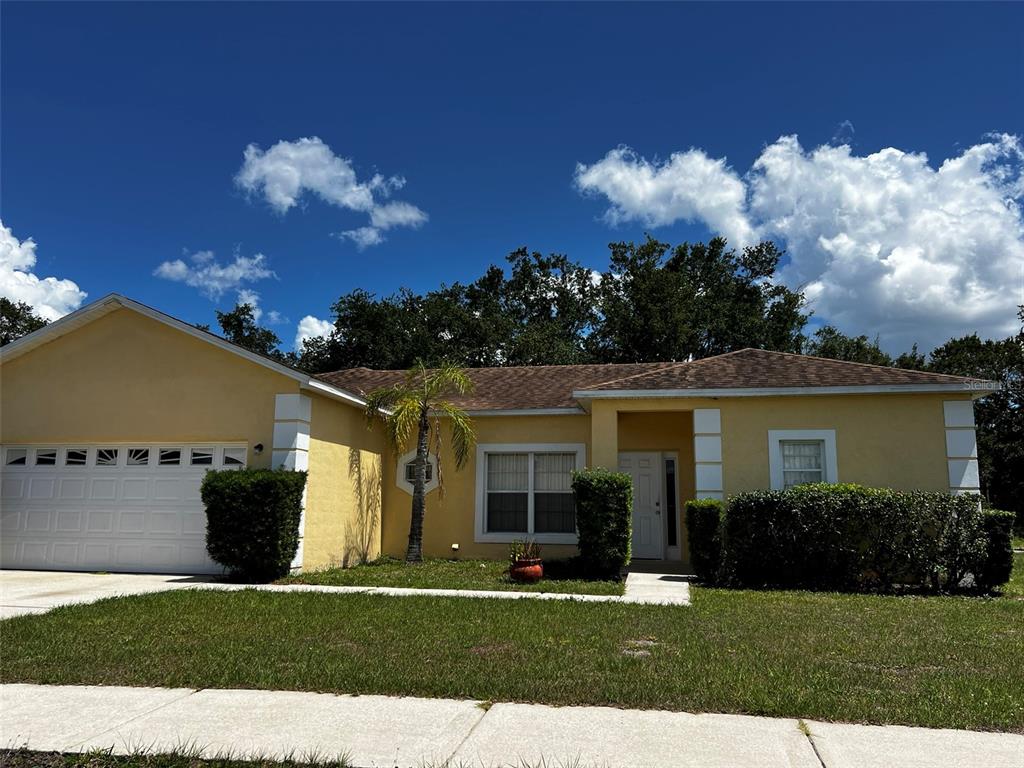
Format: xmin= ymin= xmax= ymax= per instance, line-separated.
xmin=618 ymin=452 xmax=663 ymax=559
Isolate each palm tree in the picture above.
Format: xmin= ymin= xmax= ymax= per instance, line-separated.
xmin=365 ymin=361 xmax=476 ymax=563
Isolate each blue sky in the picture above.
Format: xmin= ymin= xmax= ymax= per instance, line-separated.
xmin=2 ymin=2 xmax=1022 ymax=352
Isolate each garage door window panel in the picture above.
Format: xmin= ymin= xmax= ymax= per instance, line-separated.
xmin=65 ymin=449 xmax=88 ymax=466
xmin=190 ymin=449 xmax=214 ymax=466
xmin=127 ymin=448 xmax=150 ymax=466
xmin=5 ymin=449 xmax=27 ymax=466
xmin=222 ymin=448 xmax=246 ymax=467
xmin=96 ymin=448 xmax=120 ymax=466
xmin=159 ymin=449 xmax=182 ymax=466
xmin=35 ymin=449 xmax=57 ymax=466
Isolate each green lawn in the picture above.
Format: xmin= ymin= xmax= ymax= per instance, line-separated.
xmin=1005 ymin=552 xmax=1024 ymax=598
xmin=2 ymin=586 xmax=1022 ymax=733
xmin=277 ymin=557 xmax=624 ymax=596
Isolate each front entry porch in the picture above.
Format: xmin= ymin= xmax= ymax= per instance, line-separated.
xmin=589 ymin=405 xmax=725 ymax=565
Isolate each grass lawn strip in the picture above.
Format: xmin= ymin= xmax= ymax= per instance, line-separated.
xmin=2 ymin=586 xmax=1022 ymax=733
xmin=277 ymin=557 xmax=624 ymax=596
xmin=1004 ymin=552 xmax=1024 ymax=598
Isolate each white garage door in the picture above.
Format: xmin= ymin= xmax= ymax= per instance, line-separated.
xmin=1 ymin=443 xmax=246 ymax=574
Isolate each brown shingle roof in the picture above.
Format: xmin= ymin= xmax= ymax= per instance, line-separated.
xmin=315 ymin=349 xmax=996 ymax=411
xmin=580 ymin=348 xmax=994 ymax=392
xmin=316 ymin=362 xmax=678 ymax=411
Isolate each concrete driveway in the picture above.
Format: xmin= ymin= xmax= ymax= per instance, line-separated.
xmin=0 ymin=570 xmax=216 ymax=619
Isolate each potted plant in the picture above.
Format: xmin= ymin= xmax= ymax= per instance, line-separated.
xmin=508 ymin=539 xmax=543 ymax=583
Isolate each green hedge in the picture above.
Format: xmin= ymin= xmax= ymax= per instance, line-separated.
xmin=572 ymin=468 xmax=632 ymax=577
xmin=976 ymin=509 xmax=1016 ymax=591
xmin=201 ymin=469 xmax=308 ymax=581
xmin=719 ymin=484 xmax=1012 ymax=593
xmin=685 ymin=499 xmax=724 ymax=582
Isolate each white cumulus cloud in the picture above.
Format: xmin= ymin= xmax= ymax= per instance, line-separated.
xmin=236 ymin=288 xmax=262 ymax=321
xmin=0 ymin=220 xmax=86 ymax=321
xmin=574 ymin=146 xmax=757 ymax=249
xmin=337 ymin=226 xmax=385 ymax=249
xmin=294 ymin=315 xmax=334 ymax=350
xmin=576 ymin=135 xmax=1024 ymax=350
xmin=154 ymin=249 xmax=275 ymax=300
xmin=235 ymin=136 xmax=428 ymax=249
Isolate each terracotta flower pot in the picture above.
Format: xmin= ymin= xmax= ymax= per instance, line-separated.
xmin=509 ymin=557 xmax=543 ymax=583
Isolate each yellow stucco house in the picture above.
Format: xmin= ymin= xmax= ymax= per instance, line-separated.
xmin=0 ymin=294 xmax=999 ymax=574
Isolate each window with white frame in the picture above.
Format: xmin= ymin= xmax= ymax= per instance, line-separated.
xmin=476 ymin=444 xmax=584 ymax=541
xmin=768 ymin=430 xmax=838 ymax=490
xmin=780 ymin=441 xmax=824 ymax=488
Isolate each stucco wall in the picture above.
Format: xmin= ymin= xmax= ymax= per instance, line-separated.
xmin=304 ymin=394 xmax=385 ymax=570
xmin=380 ymin=414 xmax=591 ymax=560
xmin=591 ymin=392 xmax=970 ymax=494
xmin=378 ymin=393 xmax=968 ymax=561
xmin=0 ymin=308 xmax=297 ymax=468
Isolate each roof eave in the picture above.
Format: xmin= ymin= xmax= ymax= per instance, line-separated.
xmin=572 ymin=383 xmax=1001 ymax=400
xmin=462 ymin=406 xmax=585 ymax=417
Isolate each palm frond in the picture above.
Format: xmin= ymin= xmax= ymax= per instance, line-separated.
xmin=434 ymin=400 xmax=476 ymax=469
xmin=364 ymin=384 xmax=402 ymax=425
xmin=365 ymin=361 xmax=475 ymax=465
xmin=384 ymin=397 xmax=422 ymax=455
xmin=425 ymin=361 xmax=475 ymax=400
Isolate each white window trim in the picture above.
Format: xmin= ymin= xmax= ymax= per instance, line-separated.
xmin=474 ymin=442 xmax=586 ymax=544
xmin=396 ymin=449 xmax=439 ymax=495
xmin=767 ymin=430 xmax=838 ymax=490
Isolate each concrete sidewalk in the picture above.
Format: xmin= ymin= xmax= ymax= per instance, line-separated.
xmin=2 ymin=684 xmax=1021 ymax=768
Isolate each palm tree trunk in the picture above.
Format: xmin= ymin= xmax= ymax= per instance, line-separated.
xmin=406 ymin=408 xmax=430 ymax=563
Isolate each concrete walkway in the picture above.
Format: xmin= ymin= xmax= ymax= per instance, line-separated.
xmin=0 ymin=570 xmax=215 ymax=619
xmin=622 ymin=571 xmax=691 ymax=605
xmin=1 ymin=569 xmax=690 ymax=618
xmin=2 ymin=684 xmax=1021 ymax=768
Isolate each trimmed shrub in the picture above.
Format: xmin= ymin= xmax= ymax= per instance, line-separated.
xmin=975 ymin=509 xmax=1015 ymax=591
xmin=722 ymin=483 xmax=987 ymax=592
xmin=572 ymin=468 xmax=632 ymax=577
xmin=201 ymin=468 xmax=308 ymax=581
xmin=685 ymin=499 xmax=724 ymax=582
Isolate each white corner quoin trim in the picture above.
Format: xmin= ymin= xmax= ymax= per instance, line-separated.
xmin=693 ymin=409 xmax=723 ymax=501
xmin=767 ymin=429 xmax=838 ymax=490
xmin=473 ymin=442 xmax=586 ymax=544
xmin=943 ymin=400 xmax=980 ymax=494
xmin=274 ymin=393 xmax=311 ymax=569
